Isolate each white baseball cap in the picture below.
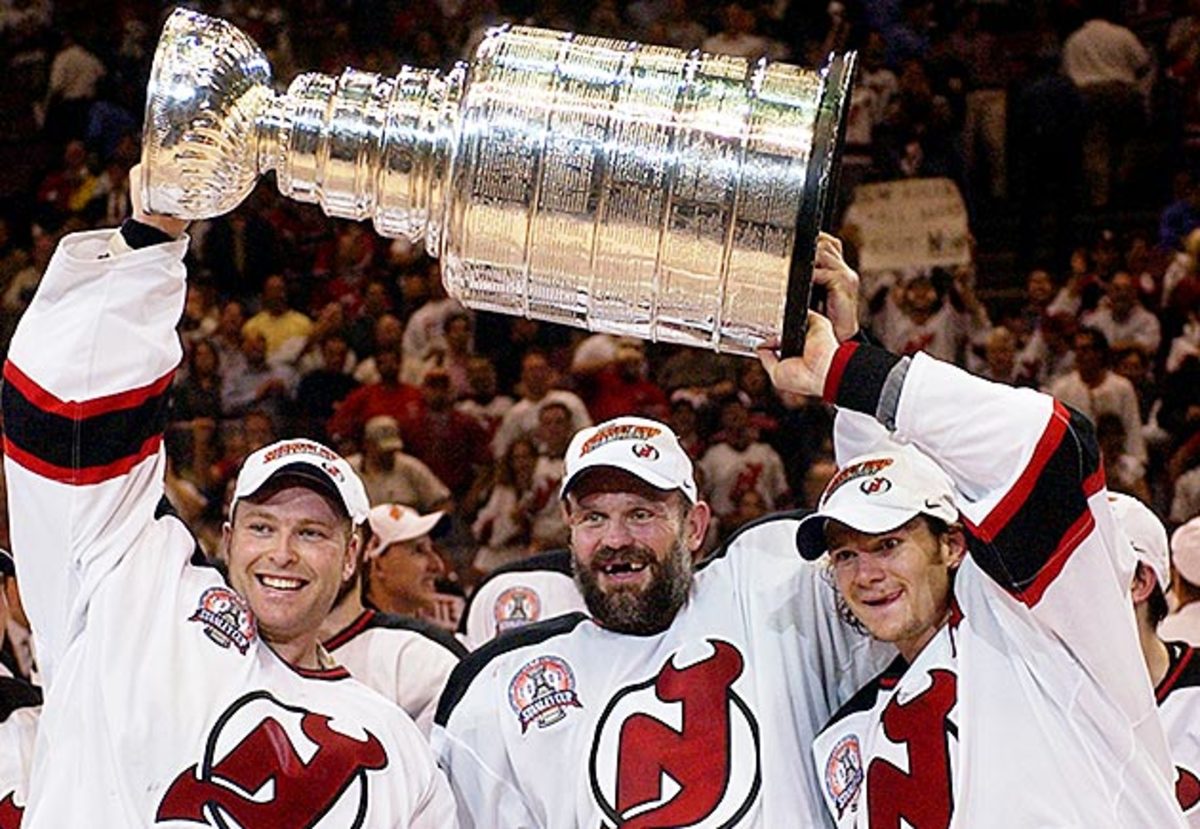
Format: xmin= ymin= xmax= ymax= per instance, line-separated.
xmin=365 ymin=504 xmax=446 ymax=560
xmin=1108 ymin=493 xmax=1169 ymax=592
xmin=1171 ymin=516 xmax=1200 ymax=586
xmin=561 ymin=416 xmax=698 ymax=503
xmin=231 ymin=439 xmax=370 ymax=525
xmin=795 ymin=444 xmax=958 ymax=560
xmin=364 ymin=415 xmax=404 ymax=452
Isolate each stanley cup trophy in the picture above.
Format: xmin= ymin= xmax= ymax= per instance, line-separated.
xmin=142 ymin=9 xmax=856 ymax=355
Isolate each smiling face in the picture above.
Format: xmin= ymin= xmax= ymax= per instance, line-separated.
xmin=222 ymin=484 xmax=358 ymax=667
xmin=565 ymin=468 xmax=709 ymax=634
xmin=365 ymin=534 xmax=445 ymax=615
xmin=826 ymin=516 xmax=963 ymax=661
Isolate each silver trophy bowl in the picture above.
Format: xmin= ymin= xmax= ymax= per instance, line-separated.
xmin=143 ymin=9 xmax=855 ymax=355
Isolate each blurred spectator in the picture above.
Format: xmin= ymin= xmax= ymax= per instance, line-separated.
xmin=1048 ymin=326 xmax=1147 ymax=464
xmin=1159 ymin=171 xmax=1200 ymax=253
xmin=420 ymin=309 xmax=475 ymax=398
xmin=294 ymin=332 xmax=359 ymax=439
xmin=575 ymin=337 xmax=668 ymax=422
xmin=491 ymin=349 xmax=590 ymax=459
xmin=210 ymin=299 xmax=248 ymax=375
xmin=640 ymin=0 xmax=706 ymax=50
xmin=349 ymin=415 xmax=453 ymax=512
xmin=172 ymin=339 xmax=224 ymax=424
xmin=326 ymin=342 xmax=424 ymax=447
xmin=345 ymin=278 xmax=395 ymax=359
xmin=1097 ymin=412 xmax=1152 ymax=502
xmin=667 ymin=392 xmax=709 ymax=461
xmin=871 ymin=266 xmax=990 ymax=363
xmin=219 ymin=330 xmax=296 ymax=422
xmin=403 ymin=367 xmax=490 ymax=501
xmin=943 ymin=2 xmax=1008 ymax=203
xmin=36 ymin=139 xmax=97 ymax=217
xmin=401 ymin=260 xmax=465 ymax=378
xmin=522 ymin=400 xmax=575 ymax=551
xmin=978 ymin=326 xmax=1023 ymax=385
xmin=353 ymin=313 xmax=405 ymax=385
xmin=1081 ymin=270 xmax=1162 ymax=357
xmin=698 ymin=396 xmax=790 ymax=530
xmin=242 ymin=274 xmax=314 ymax=365
xmin=654 ymin=344 xmax=740 ymax=402
xmin=1062 ymin=0 xmax=1151 ymax=209
xmin=1161 ymin=517 xmax=1200 ymax=645
xmin=42 ymin=31 xmax=105 ymax=145
xmin=1 ymin=222 xmax=54 ymax=351
xmin=196 ymin=212 xmax=280 ymax=299
xmin=179 ymin=283 xmax=220 ymax=351
xmin=883 ymin=0 xmax=934 ymax=69
xmin=456 ymin=355 xmax=513 ymax=441
xmin=470 ymin=436 xmax=538 ymax=573
xmin=702 ymin=3 xmax=781 ymax=60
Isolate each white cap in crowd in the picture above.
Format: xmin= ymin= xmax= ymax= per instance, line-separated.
xmin=1108 ymin=493 xmax=1170 ymax=592
xmin=365 ymin=504 xmax=446 ymax=560
xmin=231 ymin=439 xmax=370 ymax=525
xmin=796 ymin=444 xmax=959 ymax=560
xmin=364 ymin=415 xmax=404 ymax=452
xmin=561 ymin=416 xmax=698 ymax=503
xmin=1171 ymin=516 xmax=1200 ymax=587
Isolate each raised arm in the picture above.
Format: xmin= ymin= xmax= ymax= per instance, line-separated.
xmin=1 ymin=166 xmax=189 ymax=682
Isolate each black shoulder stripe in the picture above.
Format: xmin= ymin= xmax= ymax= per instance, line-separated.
xmin=1159 ymin=643 xmax=1200 ymax=700
xmin=823 ymin=655 xmax=907 ymax=729
xmin=363 ymin=611 xmax=468 ymax=659
xmin=154 ymin=496 xmax=212 ymax=568
xmin=435 ymin=612 xmax=589 ymax=727
xmin=0 ymin=676 xmax=41 ymax=722
xmin=967 ymin=406 xmax=1101 ymax=594
xmin=2 ymin=363 xmax=173 ymax=483
xmin=697 ymin=508 xmax=811 ymax=570
xmin=458 ymin=549 xmax=574 ymax=633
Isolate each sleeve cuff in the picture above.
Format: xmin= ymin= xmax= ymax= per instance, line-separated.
xmin=822 ymin=341 xmax=905 ymax=420
xmin=119 ymin=219 xmax=176 ymax=250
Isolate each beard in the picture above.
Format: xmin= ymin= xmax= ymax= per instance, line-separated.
xmin=574 ymin=536 xmax=694 ymax=635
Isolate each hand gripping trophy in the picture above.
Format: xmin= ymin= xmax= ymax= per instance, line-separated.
xmin=142 ymin=9 xmax=855 ymax=355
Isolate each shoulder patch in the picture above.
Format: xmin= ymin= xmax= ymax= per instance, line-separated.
xmin=508 ymin=654 xmax=582 ymax=732
xmin=436 ymin=612 xmax=589 ymax=727
xmin=189 ymin=586 xmax=257 ymax=654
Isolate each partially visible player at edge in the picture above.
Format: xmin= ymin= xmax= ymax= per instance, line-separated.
xmin=0 ymin=166 xmax=456 ymax=826
xmin=762 ymin=235 xmax=1186 ymax=826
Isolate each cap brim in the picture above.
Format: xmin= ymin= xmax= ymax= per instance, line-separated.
xmin=238 ymin=462 xmax=349 ymax=518
xmin=561 ymin=461 xmax=692 ymax=502
xmin=377 ymin=510 xmax=447 ymax=546
xmin=794 ymin=505 xmax=922 ymax=561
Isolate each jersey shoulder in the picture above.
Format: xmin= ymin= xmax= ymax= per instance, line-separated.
xmin=823 ymin=654 xmax=907 ymax=729
xmin=435 ymin=611 xmax=589 ymax=726
xmin=695 ymin=508 xmax=811 ymax=572
xmin=357 ymin=610 xmax=468 ymax=659
xmin=1158 ymin=642 xmax=1200 ymax=701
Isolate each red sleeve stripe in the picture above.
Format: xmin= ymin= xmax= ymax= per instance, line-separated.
xmin=823 ymin=341 xmax=859 ymax=403
xmin=1014 ymin=507 xmax=1096 ymax=607
xmin=3 ymin=361 xmax=174 ymax=419
xmin=3 ymin=432 xmax=163 ymax=486
xmin=973 ymin=401 xmax=1071 ymax=543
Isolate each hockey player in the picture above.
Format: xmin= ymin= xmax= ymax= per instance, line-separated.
xmin=457 ymin=549 xmax=586 ymax=650
xmin=431 ymin=235 xmax=894 ymax=828
xmin=320 ymin=503 xmax=467 ymax=736
xmin=0 ymin=167 xmax=456 ymax=826
xmin=1109 ymin=494 xmax=1200 ymax=825
xmin=763 ymin=238 xmax=1185 ymax=826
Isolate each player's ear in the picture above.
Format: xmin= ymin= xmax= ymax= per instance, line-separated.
xmin=1130 ymin=562 xmax=1157 ymax=605
xmin=217 ymin=521 xmax=233 ymax=564
xmin=683 ymin=499 xmax=711 ymax=556
xmin=942 ymin=525 xmax=967 ymax=570
xmin=342 ymin=526 xmax=362 ymax=582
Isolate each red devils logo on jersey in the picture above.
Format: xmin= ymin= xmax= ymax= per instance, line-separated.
xmin=1177 ymin=766 xmax=1200 ymax=814
xmin=156 ymin=691 xmax=388 ymax=828
xmin=589 ymin=640 xmax=761 ymax=829
xmin=0 ymin=793 xmax=22 ymax=829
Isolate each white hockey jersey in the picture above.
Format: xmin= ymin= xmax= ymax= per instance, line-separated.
xmin=323 ymin=608 xmax=466 ymax=736
xmin=810 ymin=346 xmax=1185 ymax=828
xmin=458 ymin=549 xmax=587 ymax=650
xmin=1158 ymin=641 xmax=1200 ymax=826
xmin=1 ymin=230 xmax=456 ymax=827
xmin=432 ymin=515 xmax=895 ymax=828
xmin=0 ymin=674 xmax=39 ymax=827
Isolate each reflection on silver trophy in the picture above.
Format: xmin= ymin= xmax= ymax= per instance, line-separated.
xmin=143 ymin=9 xmax=855 ymax=355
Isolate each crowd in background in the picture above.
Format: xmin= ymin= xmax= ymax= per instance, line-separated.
xmin=1 ymin=0 xmax=1200 ymax=610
